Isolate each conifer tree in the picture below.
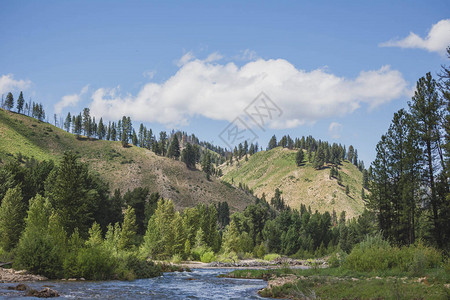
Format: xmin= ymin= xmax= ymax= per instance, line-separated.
xmin=4 ymin=92 xmax=13 ymax=111
xmin=159 ymin=131 xmax=167 ymax=156
xmin=295 ymin=149 xmax=304 ymax=166
xmin=82 ymin=108 xmax=91 ymax=137
xmin=314 ymin=146 xmax=325 ymax=170
xmin=353 ymin=149 xmax=358 ymax=166
xmin=111 ymin=122 xmax=116 ymax=141
xmin=16 ymin=91 xmax=24 ymax=114
xmin=347 ymin=145 xmax=354 ymax=163
xmin=45 ymin=152 xmax=95 ymax=237
xmin=267 ymin=135 xmax=277 ymax=150
xmin=408 ymin=72 xmax=446 ymax=247
xmin=132 ymin=129 xmax=138 ymax=146
xmin=97 ymin=117 xmax=105 ymax=140
xmin=167 ymin=135 xmax=180 ymax=159
xmin=181 ymin=143 xmax=196 ymax=169
xmin=201 ymin=152 xmax=212 ymax=180
xmin=106 ymin=121 xmax=111 ymax=140
xmin=64 ymin=112 xmax=72 ymax=132
xmin=74 ymin=114 xmax=82 ymax=138
xmin=222 ymin=219 xmax=240 ymax=253
xmin=118 ymin=206 xmax=137 ymax=250
xmin=0 ymin=186 xmax=26 ymax=251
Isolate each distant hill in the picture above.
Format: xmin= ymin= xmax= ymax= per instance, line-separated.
xmin=220 ymin=147 xmax=366 ymax=219
xmin=0 ymin=108 xmax=255 ymax=212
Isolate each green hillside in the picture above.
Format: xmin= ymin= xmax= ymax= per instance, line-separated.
xmin=0 ymin=108 xmax=255 ymax=212
xmin=220 ymin=147 xmax=366 ymax=219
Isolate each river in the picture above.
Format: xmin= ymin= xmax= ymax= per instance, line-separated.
xmin=0 ymin=268 xmax=271 ymax=299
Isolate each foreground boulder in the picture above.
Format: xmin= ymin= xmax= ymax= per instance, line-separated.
xmin=26 ymin=287 xmax=59 ymax=298
xmin=6 ymin=284 xmax=59 ymax=298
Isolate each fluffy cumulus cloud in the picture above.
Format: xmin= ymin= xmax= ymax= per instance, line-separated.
xmin=89 ymin=54 xmax=409 ymax=129
xmin=0 ymin=74 xmax=31 ymax=95
xmin=54 ymin=85 xmax=89 ymax=114
xmin=329 ymin=122 xmax=343 ymax=139
xmin=380 ymin=19 xmax=450 ymax=55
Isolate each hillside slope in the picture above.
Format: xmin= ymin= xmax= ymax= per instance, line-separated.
xmin=220 ymin=147 xmax=366 ymax=219
xmin=0 ymin=109 xmax=255 ymax=211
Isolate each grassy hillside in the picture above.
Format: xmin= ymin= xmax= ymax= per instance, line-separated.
xmin=220 ymin=147 xmax=366 ymax=219
xmin=0 ymin=108 xmax=255 ymax=212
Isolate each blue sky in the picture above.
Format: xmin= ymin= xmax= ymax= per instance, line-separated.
xmin=1 ymin=1 xmax=449 ymax=165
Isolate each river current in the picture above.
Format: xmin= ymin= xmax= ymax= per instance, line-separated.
xmin=0 ymin=268 xmax=272 ymax=299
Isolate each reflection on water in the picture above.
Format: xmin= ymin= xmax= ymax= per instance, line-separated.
xmin=0 ymin=268 xmax=271 ymax=299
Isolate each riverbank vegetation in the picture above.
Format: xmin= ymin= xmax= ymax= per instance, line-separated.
xmin=228 ymin=234 xmax=449 ymax=299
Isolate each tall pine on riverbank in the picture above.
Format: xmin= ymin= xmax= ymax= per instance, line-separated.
xmin=370 ymin=62 xmax=449 ymax=249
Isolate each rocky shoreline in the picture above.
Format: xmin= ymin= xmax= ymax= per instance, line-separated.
xmin=0 ymin=267 xmax=47 ymax=283
xmin=180 ymin=257 xmax=327 ymax=269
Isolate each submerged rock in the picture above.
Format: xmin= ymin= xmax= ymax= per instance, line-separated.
xmin=6 ymin=284 xmax=59 ymax=298
xmin=26 ymin=287 xmax=59 ymax=298
xmin=7 ymin=283 xmax=28 ymax=291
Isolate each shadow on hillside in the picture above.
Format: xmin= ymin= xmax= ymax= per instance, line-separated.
xmin=76 ymin=136 xmax=99 ymax=142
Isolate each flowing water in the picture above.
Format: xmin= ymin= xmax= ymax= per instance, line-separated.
xmin=0 ymin=268 xmax=272 ymax=299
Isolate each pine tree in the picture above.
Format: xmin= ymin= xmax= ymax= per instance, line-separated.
xmin=64 ymin=112 xmax=72 ymax=132
xmin=159 ymin=131 xmax=167 ymax=156
xmin=181 ymin=143 xmax=196 ymax=169
xmin=314 ymin=146 xmax=325 ymax=170
xmin=82 ymin=108 xmax=91 ymax=137
xmin=97 ymin=117 xmax=105 ymax=140
xmin=106 ymin=122 xmax=111 ymax=140
xmin=132 ymin=129 xmax=138 ymax=146
xmin=201 ymin=152 xmax=212 ymax=180
xmin=16 ymin=91 xmax=24 ymax=114
xmin=0 ymin=186 xmax=26 ymax=251
xmin=111 ymin=122 xmax=116 ymax=141
xmin=45 ymin=152 xmax=94 ymax=237
xmin=295 ymin=149 xmax=304 ymax=166
xmin=5 ymin=92 xmax=13 ymax=111
xmin=118 ymin=206 xmax=137 ymax=250
xmin=222 ymin=219 xmax=240 ymax=253
xmin=74 ymin=114 xmax=82 ymax=138
xmin=408 ymin=72 xmax=446 ymax=247
xmin=172 ymin=211 xmax=186 ymax=256
xmin=347 ymin=145 xmax=354 ymax=163
xmin=267 ymin=135 xmax=277 ymax=150
xmin=353 ymin=149 xmax=358 ymax=166
xmin=167 ymin=135 xmax=180 ymax=159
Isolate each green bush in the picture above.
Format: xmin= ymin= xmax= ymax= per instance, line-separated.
xmin=171 ymin=254 xmax=183 ymax=264
xmin=74 ymin=246 xmax=115 ymax=280
xmin=253 ymin=243 xmax=265 ymax=259
xmin=121 ymin=253 xmax=161 ymax=279
xmin=191 ymin=246 xmax=211 ymax=261
xmin=200 ymin=251 xmax=216 ymax=263
xmin=14 ymin=235 xmax=64 ymax=279
xmin=217 ymin=251 xmax=238 ymax=263
xmin=264 ymin=253 xmax=280 ymax=261
xmin=343 ymin=235 xmax=442 ymax=274
xmin=328 ymin=250 xmax=347 ymax=268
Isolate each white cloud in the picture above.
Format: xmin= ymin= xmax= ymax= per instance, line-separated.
xmin=234 ymin=49 xmax=259 ymax=61
xmin=380 ymin=19 xmax=450 ymax=55
xmin=329 ymin=122 xmax=343 ymax=139
xmin=204 ymin=52 xmax=223 ymax=62
xmin=176 ymin=51 xmax=195 ymax=67
xmin=54 ymin=85 xmax=89 ymax=114
xmin=0 ymin=74 xmax=31 ymax=95
xmin=89 ymin=54 xmax=409 ymax=129
xmin=143 ymin=70 xmax=156 ymax=79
